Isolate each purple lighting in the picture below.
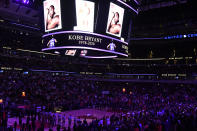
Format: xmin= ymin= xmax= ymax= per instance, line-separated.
xmin=134 ymin=0 xmax=140 ymax=5
xmin=83 ymin=56 xmax=118 ymax=59
xmin=42 ymin=46 xmax=128 ymax=57
xmin=23 ymin=0 xmax=29 ymax=4
xmin=14 ymin=0 xmax=30 ymax=5
xmin=117 ymin=0 xmax=138 ymax=14
xmin=10 ymin=22 xmax=40 ymax=30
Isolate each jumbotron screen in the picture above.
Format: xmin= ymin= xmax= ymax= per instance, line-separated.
xmin=43 ymin=0 xmax=62 ymax=32
xmin=42 ymin=0 xmax=138 ymax=58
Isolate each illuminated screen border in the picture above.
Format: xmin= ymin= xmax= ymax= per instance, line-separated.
xmin=83 ymin=56 xmax=118 ymax=59
xmin=117 ymin=0 xmax=138 ymax=14
xmin=42 ymin=46 xmax=128 ymax=57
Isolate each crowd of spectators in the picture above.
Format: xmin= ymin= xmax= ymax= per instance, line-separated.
xmin=0 ymin=72 xmax=197 ymax=130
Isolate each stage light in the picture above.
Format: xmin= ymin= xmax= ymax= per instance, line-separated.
xmin=14 ymin=0 xmax=30 ymax=5
xmin=0 ymin=99 xmax=3 ymax=104
xmin=26 ymin=0 xmax=29 ymax=4
xmin=122 ymin=88 xmax=126 ymax=93
xmin=23 ymin=0 xmax=29 ymax=4
xmin=22 ymin=91 xmax=26 ymax=97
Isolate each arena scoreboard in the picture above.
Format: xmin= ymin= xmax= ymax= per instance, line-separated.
xmin=42 ymin=0 xmax=138 ymax=58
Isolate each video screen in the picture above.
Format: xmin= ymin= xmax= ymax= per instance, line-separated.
xmin=65 ymin=50 xmax=77 ymax=56
xmin=43 ymin=0 xmax=62 ymax=32
xmin=74 ymin=0 xmax=95 ymax=32
xmin=47 ymin=37 xmax=57 ymax=48
xmin=106 ymin=3 xmax=124 ymax=37
xmin=80 ymin=50 xmax=88 ymax=57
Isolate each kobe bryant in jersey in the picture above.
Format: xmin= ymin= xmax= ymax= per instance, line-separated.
xmin=47 ymin=36 xmax=57 ymax=48
xmin=107 ymin=41 xmax=116 ymax=51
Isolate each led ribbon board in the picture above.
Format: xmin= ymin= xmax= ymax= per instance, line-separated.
xmin=164 ymin=33 xmax=197 ymax=39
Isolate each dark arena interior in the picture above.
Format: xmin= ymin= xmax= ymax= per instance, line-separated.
xmin=0 ymin=0 xmax=197 ymax=131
